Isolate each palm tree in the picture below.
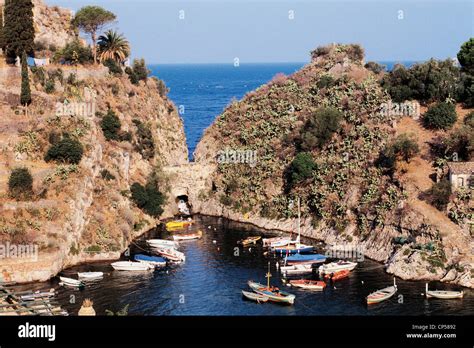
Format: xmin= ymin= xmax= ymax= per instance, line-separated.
xmin=97 ymin=30 xmax=130 ymax=64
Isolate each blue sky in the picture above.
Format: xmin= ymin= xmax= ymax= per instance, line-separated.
xmin=46 ymin=0 xmax=473 ymax=64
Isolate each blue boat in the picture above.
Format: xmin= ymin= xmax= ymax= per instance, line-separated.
xmin=273 ymin=245 xmax=314 ymax=255
xmin=134 ymin=254 xmax=167 ymax=267
xmin=285 ymin=253 xmax=326 ymax=264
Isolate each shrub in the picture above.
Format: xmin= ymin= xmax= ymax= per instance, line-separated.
xmin=465 ymin=111 xmax=474 ymax=128
xmin=31 ymin=66 xmax=46 ymax=86
xmin=44 ymin=78 xmax=55 ymax=94
xmin=100 ymin=109 xmax=121 ymax=141
xmin=423 ymin=102 xmax=457 ymax=130
xmin=132 ymin=119 xmax=155 ymax=159
xmin=364 ymin=61 xmax=386 ymax=74
xmin=390 ymin=134 xmax=420 ymax=162
xmin=457 ymin=38 xmax=474 ymax=75
xmin=53 ymin=39 xmax=93 ymax=65
xmin=125 ymin=58 xmax=149 ymax=85
xmin=299 ymin=107 xmax=343 ymax=150
xmin=8 ymin=168 xmax=33 ymax=199
xmin=425 ymin=180 xmax=452 ymax=211
xmin=287 ymin=152 xmax=316 ymax=185
xmin=100 ymin=169 xmax=116 ymax=181
xmin=44 ymin=135 xmax=84 ymax=164
xmin=130 ymin=177 xmax=165 ymax=218
xmin=316 ymin=75 xmax=335 ymax=89
xmin=103 ymin=58 xmax=122 ymax=75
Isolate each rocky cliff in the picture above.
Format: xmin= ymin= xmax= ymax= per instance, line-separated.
xmin=192 ymin=44 xmax=472 ymax=288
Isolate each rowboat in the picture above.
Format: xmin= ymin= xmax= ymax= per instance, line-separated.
xmin=165 ymin=219 xmax=194 ymax=230
xmin=20 ymin=289 xmax=56 ymax=301
xmin=242 ymin=290 xmax=269 ymax=303
xmin=173 ymin=231 xmax=203 ymax=241
xmin=367 ymin=278 xmax=397 ymax=305
xmin=285 ymin=253 xmax=326 ymax=265
xmin=324 ymin=269 xmax=350 ymax=281
xmin=146 ymin=239 xmax=179 ymax=249
xmin=425 ymin=284 xmax=464 ymax=299
xmin=111 ymin=261 xmax=153 ymax=271
xmin=248 ymin=281 xmax=295 ymax=305
xmin=288 ymin=279 xmax=326 ymax=291
xmin=134 ymin=254 xmax=167 ymax=267
xmin=262 ymin=236 xmax=292 ymax=247
xmin=59 ymin=276 xmax=85 ymax=288
xmin=153 ymin=248 xmax=186 ymax=262
xmin=318 ymin=261 xmax=357 ymax=274
xmin=239 ymin=236 xmax=262 ymax=246
xmin=281 ymin=264 xmax=313 ymax=276
xmin=272 ymin=244 xmax=314 ymax=255
xmin=77 ymin=272 xmax=104 ymax=281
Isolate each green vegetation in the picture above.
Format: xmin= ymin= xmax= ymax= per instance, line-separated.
xmin=299 ymin=107 xmax=343 ymax=151
xmin=53 ymin=39 xmax=93 ymax=65
xmin=423 ymin=102 xmax=457 ymax=130
xmin=20 ymin=52 xmax=31 ymax=107
xmin=425 ymin=180 xmax=452 ymax=211
xmin=0 ymin=6 xmax=5 ymax=51
xmin=457 ymin=38 xmax=474 ymax=75
xmin=103 ymin=58 xmax=122 ymax=75
xmin=287 ymin=152 xmax=316 ymax=185
xmin=130 ymin=175 xmax=166 ymax=218
xmin=2 ymin=0 xmax=35 ymax=59
xmin=364 ymin=61 xmax=386 ymax=74
xmin=100 ymin=109 xmax=121 ymax=141
xmin=44 ymin=135 xmax=84 ymax=164
xmin=100 ymin=169 xmax=116 ymax=181
xmin=98 ymin=30 xmax=130 ymax=63
xmin=8 ymin=167 xmax=33 ymax=200
xmin=132 ymin=119 xmax=155 ymax=159
xmin=72 ymin=6 xmax=116 ymax=64
xmin=125 ymin=58 xmax=149 ymax=85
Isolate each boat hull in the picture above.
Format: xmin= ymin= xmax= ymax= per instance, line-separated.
xmin=111 ymin=261 xmax=152 ymax=271
xmin=247 ymin=281 xmax=295 ymax=305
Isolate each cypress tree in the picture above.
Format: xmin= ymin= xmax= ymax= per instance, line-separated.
xmin=0 ymin=6 xmax=5 ymax=52
xmin=3 ymin=0 xmax=35 ymax=60
xmin=20 ymin=52 xmax=31 ymax=106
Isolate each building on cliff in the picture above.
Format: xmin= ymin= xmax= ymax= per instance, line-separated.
xmin=448 ymin=162 xmax=474 ymax=189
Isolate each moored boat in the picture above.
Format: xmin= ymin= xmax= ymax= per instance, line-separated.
xmin=285 ymin=253 xmax=326 ymax=265
xmin=239 ymin=236 xmax=262 ymax=246
xmin=425 ymin=284 xmax=464 ymax=299
xmin=288 ymin=279 xmax=326 ymax=290
xmin=20 ymin=289 xmax=56 ymax=301
xmin=153 ymin=248 xmax=186 ymax=262
xmin=272 ymin=244 xmax=314 ymax=255
xmin=262 ymin=236 xmax=292 ymax=247
xmin=242 ymin=290 xmax=269 ymax=303
xmin=165 ymin=219 xmax=194 ymax=230
xmin=59 ymin=276 xmax=85 ymax=288
xmin=247 ymin=281 xmax=295 ymax=305
xmin=146 ymin=239 xmax=179 ymax=249
xmin=173 ymin=231 xmax=203 ymax=241
xmin=366 ymin=278 xmax=397 ymax=305
xmin=281 ymin=264 xmax=313 ymax=276
xmin=77 ymin=272 xmax=104 ymax=281
xmin=318 ymin=261 xmax=357 ymax=274
xmin=111 ymin=261 xmax=153 ymax=271
xmin=134 ymin=254 xmax=167 ymax=267
xmin=324 ymin=269 xmax=350 ymax=281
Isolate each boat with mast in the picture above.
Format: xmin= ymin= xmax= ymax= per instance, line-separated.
xmin=247 ymin=263 xmax=296 ymax=305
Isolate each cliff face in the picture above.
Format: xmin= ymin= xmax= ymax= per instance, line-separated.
xmin=193 ymin=44 xmax=472 ymax=288
xmin=0 ymin=69 xmax=187 ymax=284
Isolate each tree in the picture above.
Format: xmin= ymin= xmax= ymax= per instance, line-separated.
xmin=8 ymin=167 xmax=33 ymax=199
xmin=100 ymin=109 xmax=121 ymax=141
xmin=44 ymin=136 xmax=84 ymax=164
xmin=391 ymin=134 xmax=420 ymax=162
xmin=98 ymin=30 xmax=129 ymax=64
xmin=0 ymin=6 xmax=5 ymax=51
xmin=72 ymin=6 xmax=116 ymax=65
xmin=125 ymin=58 xmax=149 ymax=85
xmin=287 ymin=152 xmax=316 ymax=185
xmin=3 ymin=0 xmax=34 ymax=60
xmin=20 ymin=52 xmax=31 ymax=107
xmin=130 ymin=175 xmax=166 ymax=218
xmin=423 ymin=102 xmax=457 ymax=130
xmin=52 ymin=39 xmax=93 ymax=65
xmin=425 ymin=180 xmax=452 ymax=211
xmin=299 ymin=107 xmax=343 ymax=151
xmin=457 ymin=38 xmax=474 ymax=75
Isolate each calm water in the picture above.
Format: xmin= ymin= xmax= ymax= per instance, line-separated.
xmin=11 ymin=216 xmax=472 ymax=316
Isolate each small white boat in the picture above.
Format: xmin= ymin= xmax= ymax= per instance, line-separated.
xmin=173 ymin=231 xmax=203 ymax=241
xmin=78 ymin=272 xmax=104 ymax=281
xmin=318 ymin=261 xmax=357 ymax=274
xmin=59 ymin=276 xmax=85 ymax=288
xmin=287 ymin=279 xmax=326 ymax=291
xmin=242 ymin=290 xmax=269 ymax=303
xmin=146 ymin=239 xmax=179 ymax=249
xmin=425 ymin=284 xmax=464 ymax=299
xmin=367 ymin=278 xmax=397 ymax=304
xmin=152 ymin=248 xmax=186 ymax=262
xmin=20 ymin=289 xmax=56 ymax=301
xmin=111 ymin=261 xmax=153 ymax=271
xmin=281 ymin=264 xmax=313 ymax=276
xmin=262 ymin=236 xmax=292 ymax=247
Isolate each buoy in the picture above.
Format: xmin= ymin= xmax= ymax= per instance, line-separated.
xmin=276 ymin=263 xmax=279 ymax=269
xmin=249 ymin=248 xmax=252 ymax=252
xmin=217 ymin=247 xmax=220 ymax=251
xmin=212 ymin=240 xmax=217 ymax=244
xmin=361 ymin=281 xmax=364 ymax=285
xmin=208 ymin=226 xmax=211 ymax=229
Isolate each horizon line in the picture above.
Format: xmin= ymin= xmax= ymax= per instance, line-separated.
xmin=146 ymin=59 xmax=423 ymax=65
